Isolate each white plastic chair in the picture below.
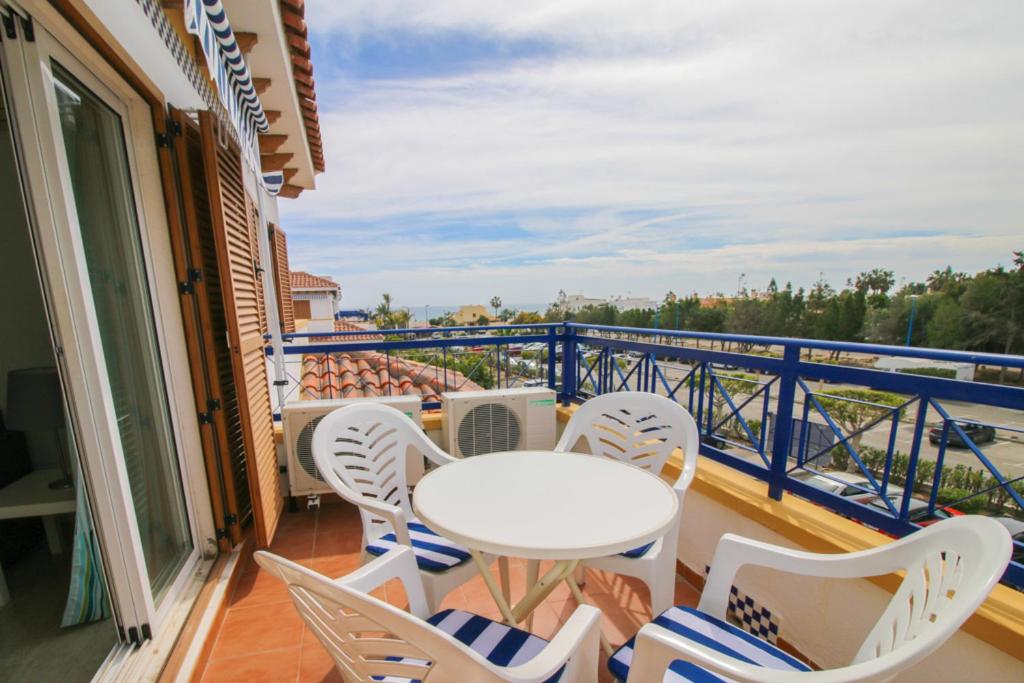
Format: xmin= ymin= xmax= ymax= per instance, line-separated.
xmin=612 ymin=516 xmax=1012 ymax=682
xmin=555 ymin=392 xmax=699 ymax=615
xmin=254 ymin=546 xmax=603 ymax=682
xmin=313 ymin=402 xmax=487 ymax=613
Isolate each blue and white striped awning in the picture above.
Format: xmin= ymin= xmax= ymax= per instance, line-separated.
xmin=185 ymin=0 xmax=283 ymax=195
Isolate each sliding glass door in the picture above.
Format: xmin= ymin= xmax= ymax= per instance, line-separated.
xmin=0 ymin=8 xmax=208 ymax=645
xmin=50 ymin=65 xmax=192 ymax=601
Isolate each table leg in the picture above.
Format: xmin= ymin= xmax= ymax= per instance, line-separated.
xmin=566 ymin=573 xmax=614 ymax=656
xmin=525 ymin=559 xmax=539 ymax=630
xmin=470 ymin=550 xmax=517 ymax=625
xmin=498 ymin=556 xmax=511 ymax=605
xmin=511 ymin=560 xmax=576 ymax=624
xmin=0 ymin=562 xmax=8 ymax=608
xmin=43 ymin=515 xmax=63 ymax=555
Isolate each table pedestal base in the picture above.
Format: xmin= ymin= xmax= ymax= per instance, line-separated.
xmin=470 ymin=551 xmax=615 ymax=656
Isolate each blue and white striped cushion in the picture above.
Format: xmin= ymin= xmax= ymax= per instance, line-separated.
xmin=620 ymin=541 xmax=655 ymax=558
xmin=372 ymin=609 xmax=562 ymax=682
xmin=365 ymin=518 xmax=471 ymax=572
xmin=608 ymin=606 xmax=811 ymax=682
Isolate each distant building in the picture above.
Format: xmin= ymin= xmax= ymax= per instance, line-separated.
xmin=563 ymin=293 xmax=658 ymax=312
xmin=291 ymin=271 xmax=341 ymax=333
xmin=608 ymin=295 xmax=657 ymax=311
xmin=451 ymin=304 xmax=492 ymax=325
xmin=564 ymin=294 xmax=607 ymax=312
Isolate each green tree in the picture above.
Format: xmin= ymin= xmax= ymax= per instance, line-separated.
xmin=490 ymin=296 xmax=503 ymax=320
xmin=855 ymin=268 xmax=895 ymax=308
xmin=512 ymin=310 xmax=544 ymax=324
xmin=374 ymin=293 xmax=394 ymax=329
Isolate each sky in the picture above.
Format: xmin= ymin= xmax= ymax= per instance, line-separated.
xmin=279 ymin=1 xmax=1023 ymax=311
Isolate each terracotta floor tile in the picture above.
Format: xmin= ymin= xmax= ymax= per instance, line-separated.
xmin=298 ymin=641 xmax=344 ymax=683
xmin=201 ymin=646 xmax=301 ymax=683
xmin=210 ymin=602 xmax=305 ymax=661
xmin=311 ymin=552 xmax=363 ymax=578
xmin=229 ymin=566 xmax=291 ymax=610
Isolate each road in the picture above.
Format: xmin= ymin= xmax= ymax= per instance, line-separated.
xmin=643 ymin=361 xmax=1024 ymax=482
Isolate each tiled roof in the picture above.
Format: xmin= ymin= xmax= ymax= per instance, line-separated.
xmin=320 ymin=320 xmax=383 ymax=342
xmin=290 ymin=271 xmax=339 ymax=290
xmin=300 ymin=352 xmax=483 ymax=402
xmin=279 ymin=0 xmax=324 ymax=173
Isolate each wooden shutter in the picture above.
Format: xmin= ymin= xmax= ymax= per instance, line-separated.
xmin=198 ymin=111 xmax=282 ymax=547
xmin=158 ymin=109 xmax=246 ymax=551
xmin=270 ymin=225 xmax=295 ymax=333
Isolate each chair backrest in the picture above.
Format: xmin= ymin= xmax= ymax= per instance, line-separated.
xmin=854 ymin=515 xmax=1011 ymax=666
xmin=254 ymin=547 xmax=510 ymax=682
xmin=312 ymin=403 xmax=437 ymax=540
xmin=558 ymin=392 xmax=699 ymax=491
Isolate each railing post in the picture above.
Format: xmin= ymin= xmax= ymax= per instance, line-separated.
xmin=768 ymin=344 xmax=800 ymax=500
xmin=560 ymin=324 xmax=577 ymax=405
xmin=546 ymin=325 xmax=558 ymax=392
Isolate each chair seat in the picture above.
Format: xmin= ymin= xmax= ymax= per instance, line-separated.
xmin=373 ymin=609 xmax=563 ymax=682
xmin=608 ymin=606 xmax=810 ymax=682
xmin=620 ymin=541 xmax=655 ymax=558
xmin=365 ymin=518 xmax=472 ymax=572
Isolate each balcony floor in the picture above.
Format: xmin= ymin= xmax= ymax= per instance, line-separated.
xmin=197 ymin=500 xmax=700 ymax=683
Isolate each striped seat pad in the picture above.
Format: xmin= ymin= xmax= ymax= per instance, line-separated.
xmin=608 ymin=606 xmax=810 ymax=682
xmin=365 ymin=518 xmax=471 ymax=572
xmin=372 ymin=609 xmax=562 ymax=683
xmin=620 ymin=541 xmax=655 ymax=558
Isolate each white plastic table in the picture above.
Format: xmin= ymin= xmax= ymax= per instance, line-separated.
xmin=413 ymin=450 xmax=678 ymax=651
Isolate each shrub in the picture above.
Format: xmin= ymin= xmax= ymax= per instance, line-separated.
xmin=896 ymin=367 xmax=957 ymax=379
xmin=936 ymin=488 xmax=987 ymax=515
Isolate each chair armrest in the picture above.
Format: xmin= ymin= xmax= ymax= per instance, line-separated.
xmin=420 ymin=438 xmax=458 ymax=468
xmin=629 ymin=622 xmax=876 ymax=683
xmin=499 ymin=604 xmax=601 ymax=683
xmin=699 ymin=532 xmax=911 ymax=620
xmin=337 ymin=547 xmax=431 ymax=619
xmin=554 ymin=424 xmax=580 ymax=453
xmin=335 ymin=487 xmax=411 ymax=548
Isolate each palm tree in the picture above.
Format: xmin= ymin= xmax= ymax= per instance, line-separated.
xmin=490 ymin=296 xmax=502 ymax=320
xmin=375 ymin=293 xmax=393 ymax=328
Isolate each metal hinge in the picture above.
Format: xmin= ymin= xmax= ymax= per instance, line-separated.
xmin=207 ymin=398 xmax=221 ymax=412
xmin=197 ymin=411 xmax=213 ymax=425
xmin=2 ymin=12 xmax=16 ymax=39
xmin=178 ymin=268 xmax=201 ymax=295
xmin=156 ymin=132 xmax=171 ymax=148
xmin=215 ymin=527 xmax=231 ymax=540
xmin=224 ymin=513 xmax=238 ymax=526
xmin=141 ymin=623 xmax=152 ymax=641
xmin=169 ymin=119 xmax=182 ymax=137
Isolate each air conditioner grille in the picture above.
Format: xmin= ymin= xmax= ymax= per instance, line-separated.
xmin=457 ymin=402 xmax=522 ymax=457
xmin=296 ymin=416 xmax=327 ymax=482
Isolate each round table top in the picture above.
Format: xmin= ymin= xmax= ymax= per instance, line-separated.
xmin=412 ymin=450 xmax=679 ymax=560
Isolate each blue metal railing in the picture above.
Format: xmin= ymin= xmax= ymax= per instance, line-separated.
xmin=268 ymin=321 xmax=1024 ymax=586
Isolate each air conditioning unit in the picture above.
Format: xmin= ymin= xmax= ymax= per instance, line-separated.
xmin=441 ymin=388 xmax=557 ymax=458
xmin=281 ymin=396 xmax=423 ymax=497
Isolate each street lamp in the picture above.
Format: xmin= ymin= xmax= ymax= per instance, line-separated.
xmin=905 ymin=295 xmax=920 ymax=346
xmin=425 ymin=304 xmax=430 ymax=327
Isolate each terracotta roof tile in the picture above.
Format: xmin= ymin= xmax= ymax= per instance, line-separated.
xmin=290 ymin=271 xmax=339 ymax=290
xmin=298 ymin=351 xmax=484 ymax=403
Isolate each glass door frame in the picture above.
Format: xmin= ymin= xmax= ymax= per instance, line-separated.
xmin=0 ymin=5 xmax=216 ymax=638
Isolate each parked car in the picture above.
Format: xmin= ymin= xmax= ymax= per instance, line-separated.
xmin=995 ymin=517 xmax=1024 ymax=564
xmin=794 ymin=471 xmax=876 ymax=503
xmin=522 ymin=379 xmax=546 ymax=388
xmin=928 ymin=419 xmax=996 ymax=447
xmin=867 ymin=494 xmax=963 ymax=526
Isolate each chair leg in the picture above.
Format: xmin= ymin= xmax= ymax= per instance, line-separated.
xmin=574 ymin=563 xmax=586 ymax=587
xmin=649 ymin=570 xmax=674 ymax=617
xmin=421 ymin=577 xmax=442 ymax=615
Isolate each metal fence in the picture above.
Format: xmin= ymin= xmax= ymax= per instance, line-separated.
xmin=268 ymin=321 xmax=1024 ymax=586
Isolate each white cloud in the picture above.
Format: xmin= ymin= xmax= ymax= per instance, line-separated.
xmin=281 ymin=0 xmax=1024 ymax=308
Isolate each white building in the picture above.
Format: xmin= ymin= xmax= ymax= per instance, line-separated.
xmin=290 ymin=271 xmax=341 ymax=332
